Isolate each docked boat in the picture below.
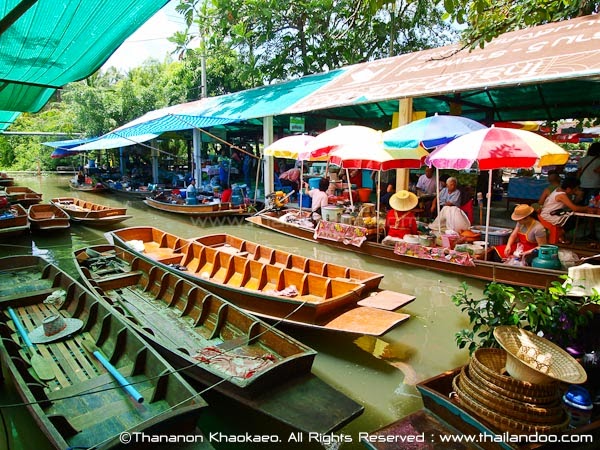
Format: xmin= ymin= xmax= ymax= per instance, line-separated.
xmin=5 ymin=186 xmax=42 ymax=206
xmin=365 ymin=363 xmax=600 ymax=450
xmin=246 ymin=209 xmax=563 ymax=289
xmin=144 ymin=195 xmax=251 ymax=218
xmin=107 ymin=226 xmax=415 ymax=335
xmin=0 ymin=172 xmax=14 ymax=186
xmin=69 ymin=178 xmax=106 ymax=192
xmin=0 ymin=255 xmax=208 ymax=450
xmin=74 ymin=244 xmax=364 ymax=434
xmin=0 ymin=203 xmax=29 ymax=238
xmin=27 ymin=203 xmax=71 ymax=231
xmin=103 ymin=181 xmax=156 ymax=199
xmin=51 ymin=197 xmax=132 ymax=226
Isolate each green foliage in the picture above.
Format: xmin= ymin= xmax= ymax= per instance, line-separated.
xmin=452 ymin=278 xmax=600 ymax=354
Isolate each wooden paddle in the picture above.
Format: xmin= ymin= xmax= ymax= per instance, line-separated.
xmin=82 ymin=340 xmax=144 ymax=403
xmin=7 ymin=307 xmax=55 ymax=381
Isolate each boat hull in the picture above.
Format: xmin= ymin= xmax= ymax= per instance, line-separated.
xmin=75 ymin=244 xmax=364 ymax=433
xmin=144 ymin=196 xmax=251 ymax=218
xmin=246 ymin=210 xmax=563 ymax=289
xmin=51 ymin=197 xmax=131 ymax=226
xmin=107 ymin=226 xmax=413 ymax=335
xmin=0 ymin=255 xmax=207 ymax=449
xmin=69 ymin=180 xmax=107 ymax=192
xmin=6 ymin=186 xmax=42 ymax=206
xmin=0 ymin=203 xmax=29 ymax=238
xmin=27 ymin=204 xmax=70 ymax=231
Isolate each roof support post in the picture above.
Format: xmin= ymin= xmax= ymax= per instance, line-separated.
xmin=192 ymin=128 xmax=202 ymax=184
xmin=395 ymin=98 xmax=413 ymax=191
xmin=263 ymin=116 xmax=274 ymax=197
xmin=151 ymin=141 xmax=159 ymax=184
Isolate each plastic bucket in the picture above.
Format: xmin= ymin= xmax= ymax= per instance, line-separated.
xmin=357 ymin=188 xmax=372 ymax=202
xmin=300 ymin=193 xmax=312 ymax=208
xmin=308 ymin=178 xmax=322 ymax=189
xmin=322 ymin=206 xmax=343 ymax=222
xmin=186 ymin=196 xmax=198 ymax=205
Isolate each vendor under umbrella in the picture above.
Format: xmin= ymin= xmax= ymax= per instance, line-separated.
xmin=385 ymin=190 xmax=418 ymax=239
xmin=491 ymin=204 xmax=547 ymax=264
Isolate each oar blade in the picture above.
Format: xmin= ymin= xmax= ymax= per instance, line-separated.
xmin=31 ymin=353 xmax=55 ymax=381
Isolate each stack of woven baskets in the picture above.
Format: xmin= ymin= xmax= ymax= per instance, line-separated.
xmin=452 ymin=326 xmax=589 ymax=435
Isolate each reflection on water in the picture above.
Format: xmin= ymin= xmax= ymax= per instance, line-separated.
xmin=0 ymin=175 xmax=487 ymax=449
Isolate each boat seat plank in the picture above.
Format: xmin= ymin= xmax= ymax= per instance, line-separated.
xmin=95 ymin=271 xmax=143 ymax=290
xmin=243 ymin=260 xmax=265 ymax=291
xmin=227 ymin=256 xmax=249 ymax=287
xmin=306 ymin=274 xmax=331 ymax=300
xmin=0 ymin=287 xmax=57 ymax=305
xmin=323 ymin=307 xmax=410 ymax=336
xmin=262 ymin=266 xmax=283 ymax=292
xmin=211 ymin=252 xmax=233 ymax=283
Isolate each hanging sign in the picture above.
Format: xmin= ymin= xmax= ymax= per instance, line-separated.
xmin=289 ymin=116 xmax=305 ymax=132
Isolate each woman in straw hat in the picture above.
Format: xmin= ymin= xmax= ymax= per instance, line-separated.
xmin=385 ymin=190 xmax=418 ymax=238
xmin=491 ymin=204 xmax=547 ymax=264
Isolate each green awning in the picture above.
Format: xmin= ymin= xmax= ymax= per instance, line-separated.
xmin=0 ymin=110 xmax=20 ymax=131
xmin=0 ymin=0 xmax=169 ymax=115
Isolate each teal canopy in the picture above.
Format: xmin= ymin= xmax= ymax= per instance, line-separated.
xmin=0 ymin=0 xmax=169 ymax=125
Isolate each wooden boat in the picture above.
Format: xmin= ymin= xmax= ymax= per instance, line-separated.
xmin=144 ymin=195 xmax=251 ymax=218
xmin=104 ymin=182 xmax=156 ymax=199
xmin=246 ymin=209 xmax=564 ymax=289
xmin=0 ymin=172 xmax=14 ymax=186
xmin=74 ymin=244 xmax=364 ymax=434
xmin=27 ymin=204 xmax=71 ymax=231
xmin=107 ymin=226 xmax=415 ymax=335
xmin=51 ymin=197 xmax=132 ymax=226
xmin=0 ymin=203 xmax=29 ymax=238
xmin=5 ymin=186 xmax=42 ymax=206
xmin=365 ymin=367 xmax=600 ymax=450
xmin=0 ymin=255 xmax=208 ymax=449
xmin=69 ymin=178 xmax=106 ymax=192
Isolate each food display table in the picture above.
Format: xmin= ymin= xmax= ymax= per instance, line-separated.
xmin=393 ymin=241 xmax=476 ymax=266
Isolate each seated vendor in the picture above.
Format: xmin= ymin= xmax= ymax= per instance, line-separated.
xmin=385 ymin=190 xmax=418 ymax=238
xmin=430 ymin=176 xmax=461 ymax=216
xmin=491 ymin=204 xmax=547 ymax=264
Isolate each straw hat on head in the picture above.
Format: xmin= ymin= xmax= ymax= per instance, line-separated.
xmin=511 ymin=204 xmax=534 ymax=221
xmin=493 ymin=326 xmax=587 ymax=385
xmin=28 ymin=314 xmax=83 ymax=344
xmin=562 ymin=263 xmax=600 ymax=297
xmin=389 ymin=190 xmax=418 ymax=212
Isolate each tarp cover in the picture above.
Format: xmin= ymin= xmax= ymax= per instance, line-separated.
xmin=0 ymin=0 xmax=169 ymax=115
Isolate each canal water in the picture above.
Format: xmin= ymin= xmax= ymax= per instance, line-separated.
xmin=0 ymin=174 xmax=488 ymax=450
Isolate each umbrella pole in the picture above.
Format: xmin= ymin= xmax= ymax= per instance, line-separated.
xmin=345 ymin=168 xmax=354 ymax=211
xmin=299 ymin=161 xmax=305 ymax=214
xmin=436 ymin=168 xmax=441 ymax=235
xmin=484 ymin=170 xmax=492 ymax=258
xmin=376 ymin=170 xmax=381 ymax=243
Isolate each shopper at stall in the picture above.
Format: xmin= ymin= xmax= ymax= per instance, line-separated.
xmin=304 ymin=177 xmax=330 ymax=222
xmin=416 ymin=167 xmax=437 ymax=196
xmin=385 ymin=190 xmax=418 ymax=238
xmin=539 ymin=177 xmax=593 ymax=244
xmin=430 ymin=176 xmax=461 ymax=215
xmin=278 ymin=163 xmax=302 ymax=193
xmin=490 ymin=204 xmax=547 ymax=264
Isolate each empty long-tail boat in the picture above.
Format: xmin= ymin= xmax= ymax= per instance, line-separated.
xmin=246 ymin=208 xmax=563 ymax=289
xmin=74 ymin=244 xmax=364 ymax=434
xmin=51 ymin=197 xmax=132 ymax=226
xmin=107 ymin=226 xmax=414 ymax=335
xmin=0 ymin=203 xmax=29 ymax=239
xmin=5 ymin=186 xmax=42 ymax=206
xmin=28 ymin=203 xmax=70 ymax=231
xmin=0 ymin=255 xmax=208 ymax=449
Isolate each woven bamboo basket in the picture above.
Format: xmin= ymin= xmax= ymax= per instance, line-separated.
xmin=470 ymin=348 xmax=560 ymax=403
xmin=452 ymin=375 xmax=570 ymax=435
xmin=459 ymin=366 xmax=565 ymax=424
xmin=494 ymin=326 xmax=587 ymax=385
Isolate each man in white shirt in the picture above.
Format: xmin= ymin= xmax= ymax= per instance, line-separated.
xmin=416 ymin=167 xmax=436 ymax=196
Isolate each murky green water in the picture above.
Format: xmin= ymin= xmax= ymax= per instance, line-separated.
xmin=0 ymin=174 xmax=487 ymax=450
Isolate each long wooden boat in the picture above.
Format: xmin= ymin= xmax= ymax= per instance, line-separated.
xmin=246 ymin=209 xmax=564 ymax=289
xmin=107 ymin=226 xmax=415 ymax=335
xmin=0 ymin=173 xmax=15 ymax=186
xmin=0 ymin=255 xmax=208 ymax=449
xmin=74 ymin=244 xmax=364 ymax=434
xmin=104 ymin=182 xmax=156 ymax=199
xmin=365 ymin=367 xmax=600 ymax=450
xmin=69 ymin=178 xmax=107 ymax=192
xmin=28 ymin=204 xmax=70 ymax=231
xmin=51 ymin=197 xmax=132 ymax=226
xmin=5 ymin=186 xmax=42 ymax=206
xmin=144 ymin=195 xmax=251 ymax=218
xmin=0 ymin=203 xmax=29 ymax=238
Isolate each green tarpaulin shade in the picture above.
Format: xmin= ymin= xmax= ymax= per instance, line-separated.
xmin=0 ymin=0 xmax=169 ymax=118
xmin=0 ymin=110 xmax=20 ymax=131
